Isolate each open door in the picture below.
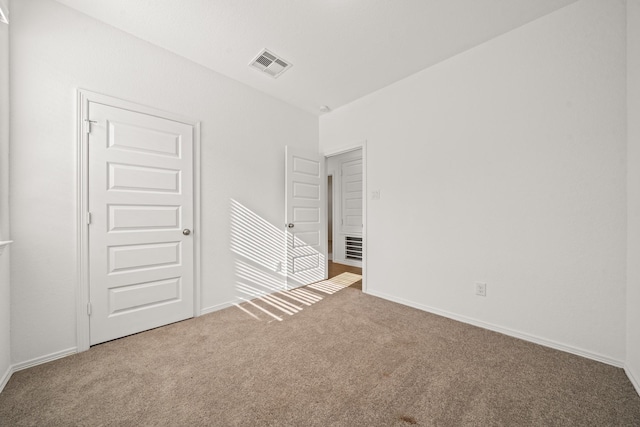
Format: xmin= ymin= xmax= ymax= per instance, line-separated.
xmin=285 ymin=146 xmax=326 ymax=288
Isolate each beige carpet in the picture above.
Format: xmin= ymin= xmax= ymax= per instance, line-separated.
xmin=1 ymin=281 xmax=639 ymax=426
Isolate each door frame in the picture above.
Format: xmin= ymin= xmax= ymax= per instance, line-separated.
xmin=323 ymin=141 xmax=367 ymax=292
xmin=75 ymin=89 xmax=202 ymax=352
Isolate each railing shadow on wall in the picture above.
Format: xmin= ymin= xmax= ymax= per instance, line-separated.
xmin=285 ymin=227 xmax=326 ymax=288
xmin=230 ymin=199 xmax=361 ymax=322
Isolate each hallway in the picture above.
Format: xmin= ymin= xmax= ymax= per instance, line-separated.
xmin=328 ymin=261 xmax=362 ymax=290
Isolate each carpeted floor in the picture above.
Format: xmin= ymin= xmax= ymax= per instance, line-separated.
xmin=1 ymin=279 xmax=639 ymax=426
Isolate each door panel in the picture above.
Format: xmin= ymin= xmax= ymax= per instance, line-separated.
xmin=109 ymin=277 xmax=181 ymax=315
xmin=108 ymin=242 xmax=181 ymax=273
xmin=293 ymin=231 xmax=320 ymax=246
xmin=89 ymin=102 xmax=194 ymax=345
xmin=293 ymin=253 xmax=320 ymax=273
xmin=108 ymin=205 xmax=181 ymax=231
xmin=108 ymin=163 xmax=181 ymax=193
xmin=285 ymin=147 xmax=326 ymax=288
xmin=107 ymin=120 xmax=181 ymax=157
xmin=293 ymin=206 xmax=320 ymax=222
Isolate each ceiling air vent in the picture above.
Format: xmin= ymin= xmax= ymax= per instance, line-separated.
xmin=249 ymin=49 xmax=292 ymax=78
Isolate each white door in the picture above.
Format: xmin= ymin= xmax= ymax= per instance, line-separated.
xmin=88 ymin=101 xmax=194 ymax=345
xmin=285 ymin=146 xmax=326 ymax=288
xmin=341 ymin=158 xmax=363 ymax=234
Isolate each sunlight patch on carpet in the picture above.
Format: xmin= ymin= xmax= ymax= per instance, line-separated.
xmin=307 ymin=272 xmax=362 ymax=294
xmin=234 ymin=272 xmax=362 ymax=322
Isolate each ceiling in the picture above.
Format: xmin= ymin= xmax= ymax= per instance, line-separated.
xmin=55 ymin=0 xmax=578 ymax=115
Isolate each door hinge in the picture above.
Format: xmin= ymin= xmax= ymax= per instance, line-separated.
xmin=85 ymin=119 xmax=97 ymax=134
xmin=87 ymin=212 xmax=92 ymax=225
xmin=87 ymin=302 xmax=92 ymax=316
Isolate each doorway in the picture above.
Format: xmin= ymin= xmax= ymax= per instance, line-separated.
xmin=325 ymin=146 xmax=365 ymax=290
xmin=77 ymin=90 xmax=201 ymax=350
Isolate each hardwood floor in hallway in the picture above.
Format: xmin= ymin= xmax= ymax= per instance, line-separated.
xmin=328 ymin=261 xmax=362 ymax=290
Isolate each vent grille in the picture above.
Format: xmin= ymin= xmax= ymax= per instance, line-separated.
xmin=345 ymin=236 xmax=363 ymax=262
xmin=250 ymin=49 xmax=292 ymax=78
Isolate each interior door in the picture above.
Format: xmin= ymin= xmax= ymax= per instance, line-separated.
xmin=88 ymin=101 xmax=194 ymax=345
xmin=285 ymin=146 xmax=326 ymax=288
xmin=341 ymin=158 xmax=363 ymax=233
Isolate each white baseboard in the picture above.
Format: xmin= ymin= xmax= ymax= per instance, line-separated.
xmin=11 ymin=347 xmax=78 ymax=373
xmin=0 ymin=347 xmax=78 ymax=394
xmin=0 ymin=364 xmax=12 ymax=394
xmin=366 ymin=289 xmax=624 ymax=368
xmin=200 ymin=300 xmax=239 ymax=316
xmin=625 ymin=365 xmax=640 ymax=397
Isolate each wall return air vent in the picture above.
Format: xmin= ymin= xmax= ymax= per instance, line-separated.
xmin=345 ymin=236 xmax=363 ymax=262
xmin=249 ymin=49 xmax=292 ymax=78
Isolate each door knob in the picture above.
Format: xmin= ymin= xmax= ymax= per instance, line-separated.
xmin=183 ymin=229 xmax=191 ymax=235
xmin=287 ymin=223 xmax=294 ymax=228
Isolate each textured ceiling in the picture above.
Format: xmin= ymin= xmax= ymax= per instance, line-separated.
xmin=55 ymin=0 xmax=578 ymax=115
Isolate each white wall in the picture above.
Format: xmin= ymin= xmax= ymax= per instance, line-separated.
xmin=627 ymin=0 xmax=640 ymax=393
xmin=9 ymin=0 xmax=317 ymax=364
xmin=0 ymin=10 xmax=11 ymax=390
xmin=321 ymin=0 xmax=627 ymax=364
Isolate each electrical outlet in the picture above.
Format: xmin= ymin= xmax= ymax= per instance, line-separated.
xmin=475 ymin=282 xmax=487 ymax=297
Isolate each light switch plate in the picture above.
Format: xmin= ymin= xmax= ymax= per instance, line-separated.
xmin=475 ymin=282 xmax=487 ymax=297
